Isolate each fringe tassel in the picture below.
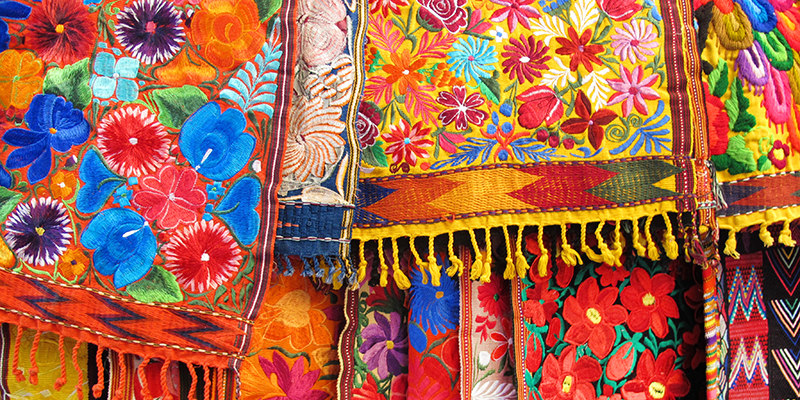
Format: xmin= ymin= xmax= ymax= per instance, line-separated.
xmin=312 ymin=256 xmax=324 ymax=278
xmin=281 ymin=255 xmax=294 ymax=276
xmin=357 ymin=241 xmax=367 ymax=283
xmin=760 ymin=223 xmax=775 ymax=247
xmin=537 ymin=226 xmax=549 ymax=277
xmin=161 ymin=360 xmax=173 ymax=400
xmin=72 ymin=341 xmax=83 ymax=400
xmin=662 ymin=213 xmax=679 ymax=260
xmin=12 ymin=325 xmax=24 ymax=382
xmin=644 ymin=216 xmax=660 ymax=260
xmin=480 ymin=227 xmax=492 ymax=283
xmin=610 ymin=222 xmax=623 ymax=267
xmin=631 ymin=218 xmax=648 ymax=257
xmin=203 ymin=365 xmax=211 ymax=400
xmin=409 ymin=236 xmax=428 ymax=284
xmin=779 ymin=220 xmax=796 ymax=246
xmin=468 ymin=229 xmax=483 ymax=281
xmin=188 ymin=363 xmax=198 ymax=400
xmin=445 ymin=232 xmax=460 ymax=279
xmin=560 ymin=223 xmax=581 ymax=266
xmin=55 ymin=335 xmax=67 ymax=391
xmin=113 ymin=352 xmax=126 ymax=400
xmin=93 ymin=347 xmax=105 ymax=399
xmin=377 ymin=239 xmax=388 ymax=287
xmin=300 ymin=257 xmax=313 ymax=278
xmin=391 ymin=238 xmax=411 ymax=289
xmin=29 ymin=330 xmax=40 ymax=385
xmin=139 ymin=358 xmax=151 ymax=400
xmin=514 ymin=227 xmax=530 ymax=278
xmin=216 ymin=366 xmax=224 ymax=400
xmin=429 ymin=235 xmax=442 ymax=285
xmin=580 ymin=223 xmax=604 ymax=264
xmin=595 ymin=221 xmax=616 ymax=265
xmin=724 ymin=229 xmax=741 ymax=258
xmin=502 ymin=226 xmax=516 ymax=279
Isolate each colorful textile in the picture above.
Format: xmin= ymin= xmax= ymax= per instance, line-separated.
xmin=273 ymin=0 xmax=368 ymax=284
xmin=352 ymin=0 xmax=711 ymax=285
xmin=511 ymin=243 xmax=706 ymax=400
xmin=695 ymin=0 xmax=800 ymax=248
xmin=0 ymin=0 xmax=296 ymax=383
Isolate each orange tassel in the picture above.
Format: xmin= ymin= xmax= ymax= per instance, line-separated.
xmin=29 ymin=330 xmax=41 ymax=385
xmin=55 ymin=335 xmax=67 ymax=391
xmin=188 ymin=363 xmax=198 ymax=400
xmin=203 ymin=366 xmax=211 ymax=400
xmin=161 ymin=360 xmax=173 ymax=400
xmin=12 ymin=325 xmax=24 ymax=382
xmin=216 ymin=367 xmax=224 ymax=400
xmin=72 ymin=341 xmax=84 ymax=399
xmin=138 ymin=358 xmax=151 ymax=400
xmin=93 ymin=346 xmax=105 ymax=399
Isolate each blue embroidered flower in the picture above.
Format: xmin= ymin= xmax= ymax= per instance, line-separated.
xmin=91 ymin=52 xmax=140 ymax=102
xmin=409 ymin=253 xmax=460 ymax=336
xmin=113 ymin=186 xmax=133 ymax=207
xmin=81 ymin=208 xmax=156 ymax=288
xmin=179 ymin=102 xmax=255 ymax=181
xmin=447 ymin=36 xmax=498 ymax=84
xmin=0 ymin=1 xmax=30 ymax=52
xmin=3 ymin=94 xmax=90 ymax=183
xmin=206 ymin=182 xmax=225 ymax=200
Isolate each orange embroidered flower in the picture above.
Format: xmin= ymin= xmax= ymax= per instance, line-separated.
xmin=0 ymin=50 xmax=44 ymax=109
xmin=0 ymin=238 xmax=15 ymax=269
xmin=382 ymin=49 xmax=426 ymax=95
xmin=58 ymin=248 xmax=89 ymax=280
xmin=190 ymin=0 xmax=265 ymax=70
xmin=49 ymin=171 xmax=77 ymax=199
xmin=155 ymin=49 xmax=216 ymax=87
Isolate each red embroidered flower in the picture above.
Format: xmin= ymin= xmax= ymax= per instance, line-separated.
xmin=436 ymin=86 xmax=489 ymax=131
xmin=132 ymin=166 xmax=207 ymax=230
xmin=546 ymin=317 xmax=561 ymax=347
xmin=477 ymin=274 xmax=510 ymax=317
xmin=561 ymin=90 xmax=618 ymax=149
xmin=597 ymin=263 xmax=630 ymax=287
xmin=501 ymin=35 xmax=551 ymax=84
xmin=417 ymin=0 xmax=468 ymax=33
xmin=769 ymin=139 xmax=790 ymax=169
xmin=475 ymin=314 xmax=497 ymax=342
xmin=490 ymin=0 xmax=540 ymax=31
xmin=563 ymin=278 xmax=628 ymax=358
xmin=516 ymin=86 xmax=564 ymax=129
xmin=620 ymin=269 xmax=679 ymax=338
xmin=678 ymin=325 xmax=704 ymax=370
xmin=368 ymin=0 xmax=408 ymax=17
xmin=526 ymin=332 xmax=544 ymax=373
xmin=703 ymin=83 xmax=729 ymax=156
xmin=163 ymin=220 xmax=242 ymax=293
xmin=25 ymin=0 xmax=96 ymax=65
xmin=540 ymin=346 xmax=602 ymax=400
xmin=555 ymin=27 xmax=604 ymax=72
xmin=383 ymin=119 xmax=434 ymax=168
xmin=523 ymin=283 xmax=559 ymax=327
xmin=489 ymin=318 xmax=513 ymax=361
xmin=97 ymin=106 xmax=171 ymax=177
xmin=597 ymin=0 xmax=642 ymax=21
xmin=620 ymin=349 xmax=690 ymax=400
xmin=606 ymin=342 xmax=636 ymax=380
xmin=353 ymin=373 xmax=382 ymax=400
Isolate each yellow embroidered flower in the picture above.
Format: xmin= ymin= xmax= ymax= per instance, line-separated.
xmin=50 ymin=171 xmax=77 ymax=199
xmin=0 ymin=50 xmax=44 ymax=109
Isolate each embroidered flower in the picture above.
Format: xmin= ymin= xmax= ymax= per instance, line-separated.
xmin=501 ymin=35 xmax=550 ymax=84
xmin=769 ymin=139 xmax=790 ymax=169
xmin=555 ymin=27 xmax=604 ymax=72
xmin=132 ymin=165 xmax=207 ymax=230
xmin=560 ymin=90 xmax=617 ymax=149
xmin=410 ymin=256 xmax=460 ymax=334
xmin=597 ymin=263 xmax=630 ymax=287
xmin=563 ymin=277 xmax=628 ymax=358
xmin=163 ymin=220 xmax=242 ymax=293
xmin=678 ymin=325 xmax=704 ymax=370
xmin=97 ymin=106 xmax=170 ymax=177
xmin=0 ymin=1 xmax=31 ymax=52
xmin=597 ymin=0 xmax=642 ymax=21
xmin=382 ymin=49 xmax=427 ymax=95
xmin=0 ymin=50 xmax=43 ymax=110
xmin=489 ymin=0 xmax=540 ymax=31
xmin=58 ymin=248 xmax=89 ymax=280
xmin=282 ymin=97 xmax=346 ymax=182
xmin=26 ymin=0 xmax=95 ymax=65
xmin=477 ymin=274 xmax=510 ymax=317
xmin=610 ymin=20 xmax=657 ymax=63
xmin=91 ymin=52 xmax=140 ymax=102
xmin=190 ymin=0 xmax=264 ymax=70
xmin=49 ymin=171 xmax=77 ymax=200
xmin=620 ymin=269 xmax=679 ymax=338
xmin=2 ymin=94 xmax=90 ymax=183
xmin=620 ymin=349 xmax=690 ymax=400
xmin=489 ymin=318 xmax=513 ymax=361
xmin=447 ymin=36 xmax=498 ymax=84
xmin=356 ymin=101 xmax=381 ymax=148
xmin=436 ymin=86 xmax=489 ymax=130
xmin=417 ymin=0 xmax=468 ymax=33
xmin=369 ymin=0 xmax=408 ymax=17
xmin=115 ymin=0 xmax=185 ymax=65
xmin=5 ymin=197 xmax=72 ymax=267
xmin=113 ymin=186 xmax=133 ymax=207
xmin=488 ymin=26 xmax=508 ymax=42
xmin=516 ymin=86 xmax=565 ymax=129
xmin=523 ymin=283 xmax=559 ymax=327
xmin=383 ymin=119 xmax=434 ymax=169
xmin=258 ymin=354 xmax=328 ymax=400
xmin=607 ymin=65 xmax=660 ymax=117
xmin=540 ymin=346 xmax=602 ymax=400
xmin=360 ymin=312 xmax=408 ymax=380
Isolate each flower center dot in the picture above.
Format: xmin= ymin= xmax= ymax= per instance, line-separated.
xmin=129 ymin=137 xmax=138 ymax=145
xmin=468 ymin=56 xmax=475 ymax=61
xmin=586 ymin=307 xmax=602 ymax=324
xmin=49 ymin=128 xmax=57 ymax=134
xmin=35 ymin=227 xmax=45 ymax=236
xmin=642 ymin=292 xmax=656 ymax=306
xmin=385 ymin=340 xmax=395 ymax=350
xmin=630 ymin=39 xmax=640 ymax=46
xmin=578 ymin=45 xmax=585 ymax=52
xmin=402 ymin=69 xmax=409 ymax=75
xmin=145 ymin=21 xmax=157 ymax=33
xmin=58 ymin=182 xmax=66 ymax=188
xmin=55 ymin=24 xmax=65 ymax=34
xmin=519 ymin=56 xmax=530 ymax=63
xmin=403 ymin=138 xmax=411 ymax=145
xmin=200 ymin=252 xmax=210 ymax=262
xmin=561 ymin=375 xmax=573 ymax=393
xmin=588 ymin=120 xmax=594 ymax=125
xmin=168 ymin=193 xmax=176 ymax=201
xmin=629 ymin=88 xmax=639 ymax=95
xmin=436 ymin=291 xmax=444 ymax=299
xmin=648 ymin=382 xmax=666 ymax=399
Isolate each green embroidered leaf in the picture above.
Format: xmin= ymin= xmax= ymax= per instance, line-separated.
xmin=479 ymin=76 xmax=502 ymax=105
xmin=151 ymin=85 xmax=209 ymax=129
xmin=710 ymin=153 xmax=732 ymax=171
xmin=126 ymin=266 xmax=183 ymax=303
xmin=725 ymin=135 xmax=757 ymax=175
xmin=725 ymin=78 xmax=756 ymax=133
xmin=361 ymin=142 xmax=389 ymax=167
xmin=43 ymin=59 xmax=92 ymax=110
xmin=0 ymin=188 xmax=22 ymax=221
xmin=709 ymin=61 xmax=729 ymax=98
xmin=757 ymin=155 xmax=772 ymax=171
xmin=254 ymin=0 xmax=281 ymax=22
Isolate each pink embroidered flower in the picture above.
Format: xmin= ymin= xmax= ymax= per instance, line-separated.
xmin=163 ymin=220 xmax=242 ymax=293
xmin=436 ymin=86 xmax=489 ymax=130
xmin=417 ymin=0 xmax=468 ymax=33
xmin=607 ymin=65 xmax=660 ymax=117
xmin=610 ymin=20 xmax=657 ymax=63
xmin=490 ymin=0 xmax=540 ymax=31
xmin=369 ymin=0 xmax=408 ymax=17
xmin=96 ymin=106 xmax=170 ymax=177
xmin=383 ymin=119 xmax=434 ymax=168
xmin=132 ymin=166 xmax=206 ymax=230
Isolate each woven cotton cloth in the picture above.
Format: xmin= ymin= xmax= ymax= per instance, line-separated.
xmin=0 ymin=0 xmax=297 ymax=381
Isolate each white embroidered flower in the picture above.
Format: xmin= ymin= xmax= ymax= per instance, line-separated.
xmin=478 ymin=351 xmax=491 ymax=369
xmin=488 ymin=26 xmax=508 ymax=42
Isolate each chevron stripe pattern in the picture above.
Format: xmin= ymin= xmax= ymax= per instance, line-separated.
xmin=727 ymin=264 xmax=767 ymax=323
xmin=730 ymin=337 xmax=770 ymax=387
xmin=771 ymin=299 xmax=800 ymax=346
xmin=773 ymin=348 xmax=800 ymax=397
xmin=767 ymin=246 xmax=800 ymax=297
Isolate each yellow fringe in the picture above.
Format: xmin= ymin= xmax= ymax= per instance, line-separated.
xmin=502 ymin=226 xmax=516 ymax=279
xmin=631 ymin=218 xmax=647 ymax=257
xmin=594 ymin=221 xmax=615 ymax=265
xmin=428 ymin=235 xmax=442 ymax=286
xmin=481 ymin=227 xmax=492 ymax=283
xmin=377 ymin=239 xmax=388 ymax=287
xmin=581 ymin=223 xmax=604 ymax=264
xmin=661 ymin=212 xmax=679 ymax=260
xmin=779 ymin=220 xmax=796 ymax=247
xmin=644 ymin=216 xmax=660 ymax=260
xmin=357 ymin=240 xmax=367 ymax=283
xmin=391 ymin=238 xmax=411 ymax=290
xmin=760 ymin=223 xmax=775 ymax=247
xmin=560 ymin=223 xmax=581 ymax=266
xmin=537 ymin=226 xmax=549 ymax=277
xmin=724 ymin=229 xmax=740 ymax=258
xmin=610 ymin=221 xmax=623 ymax=267
xmin=469 ymin=229 xmax=483 ymax=280
xmin=515 ymin=226 xmax=530 ymax=278
xmin=409 ymin=236 xmax=428 ymax=285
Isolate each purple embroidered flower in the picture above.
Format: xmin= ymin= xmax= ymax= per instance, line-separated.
xmin=736 ymin=42 xmax=770 ymax=94
xmin=115 ymin=0 xmax=185 ymax=65
xmin=5 ymin=197 xmax=72 ymax=267
xmin=359 ymin=312 xmax=408 ymax=379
